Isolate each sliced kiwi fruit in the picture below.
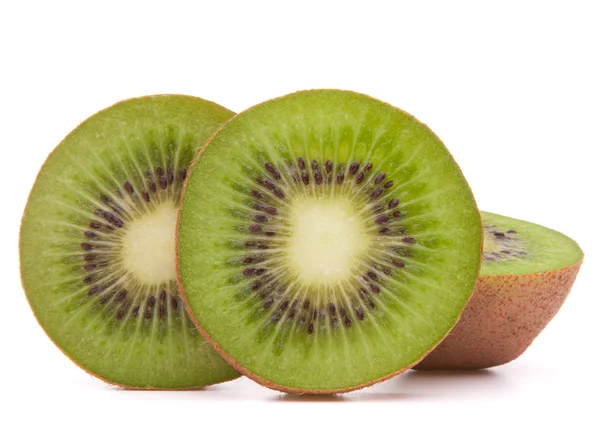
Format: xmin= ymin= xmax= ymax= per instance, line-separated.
xmin=20 ymin=95 xmax=240 ymax=388
xmin=178 ymin=89 xmax=483 ymax=393
xmin=415 ymin=211 xmax=583 ymax=370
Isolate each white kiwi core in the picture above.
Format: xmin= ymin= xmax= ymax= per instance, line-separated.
xmin=121 ymin=203 xmax=178 ymax=285
xmin=285 ymin=197 xmax=372 ymax=286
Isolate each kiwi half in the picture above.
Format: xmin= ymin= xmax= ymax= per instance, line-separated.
xmin=20 ymin=95 xmax=240 ymax=388
xmin=178 ymin=89 xmax=483 ymax=393
xmin=415 ymin=211 xmax=583 ymax=370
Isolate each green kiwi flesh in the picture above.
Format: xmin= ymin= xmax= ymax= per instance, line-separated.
xmin=478 ymin=211 xmax=582 ymax=276
xmin=20 ymin=95 xmax=240 ymax=388
xmin=178 ymin=89 xmax=483 ymax=393
xmin=415 ymin=211 xmax=583 ymax=370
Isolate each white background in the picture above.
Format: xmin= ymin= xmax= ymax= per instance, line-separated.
xmin=2 ymin=1 xmax=599 ymax=428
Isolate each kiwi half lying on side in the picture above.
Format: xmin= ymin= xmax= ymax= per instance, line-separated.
xmin=178 ymin=89 xmax=483 ymax=394
xmin=20 ymin=95 xmax=240 ymax=388
xmin=415 ymin=211 xmax=583 ymax=370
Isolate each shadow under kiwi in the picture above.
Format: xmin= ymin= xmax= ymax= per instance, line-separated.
xmin=272 ymin=368 xmax=509 ymax=402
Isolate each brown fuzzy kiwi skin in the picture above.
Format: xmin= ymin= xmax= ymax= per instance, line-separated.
xmin=175 ymin=91 xmax=484 ymax=394
xmin=414 ymin=260 xmax=583 ymax=371
xmin=19 ymin=95 xmax=242 ymax=390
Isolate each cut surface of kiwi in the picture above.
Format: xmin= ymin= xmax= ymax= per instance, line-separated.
xmin=415 ymin=211 xmax=583 ymax=370
xmin=20 ymin=95 xmax=240 ymax=388
xmin=178 ymin=89 xmax=483 ymax=393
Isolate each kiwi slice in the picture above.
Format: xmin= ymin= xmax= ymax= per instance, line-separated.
xmin=416 ymin=211 xmax=583 ymax=370
xmin=20 ymin=95 xmax=240 ymax=388
xmin=178 ymin=89 xmax=483 ymax=393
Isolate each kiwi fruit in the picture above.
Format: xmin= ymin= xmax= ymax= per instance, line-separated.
xmin=415 ymin=211 xmax=583 ymax=370
xmin=20 ymin=95 xmax=240 ymax=389
xmin=177 ymin=89 xmax=483 ymax=394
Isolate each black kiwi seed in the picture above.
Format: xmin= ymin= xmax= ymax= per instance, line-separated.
xmin=264 ymin=162 xmax=281 ymax=180
xmin=99 ymin=293 xmax=112 ymax=305
xmin=301 ymin=172 xmax=309 ymax=185
xmin=375 ymin=215 xmax=388 ymax=224
xmin=371 ymin=188 xmax=384 ymax=198
xmin=355 ymin=308 xmax=365 ymax=320
xmin=325 ymin=160 xmax=333 ymax=173
xmin=249 ymin=224 xmax=262 ymax=233
xmin=124 ymin=181 xmax=134 ymax=194
xmin=349 ymin=161 xmax=359 ymax=175
xmin=159 ymin=176 xmax=168 ymax=190
xmin=103 ymin=212 xmax=124 ymax=228
xmin=315 ymin=170 xmax=323 ymax=185
xmin=254 ymin=215 xmax=268 ymax=223
xmin=355 ymin=172 xmax=365 ymax=184
xmin=343 ymin=316 xmax=352 ymax=328
xmin=328 ymin=303 xmax=336 ymax=316
xmin=374 ymin=172 xmax=386 ymax=184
